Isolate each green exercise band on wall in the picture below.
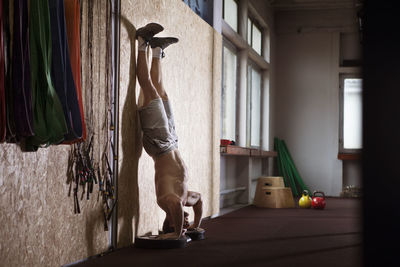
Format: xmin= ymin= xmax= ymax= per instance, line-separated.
xmin=26 ymin=0 xmax=68 ymax=151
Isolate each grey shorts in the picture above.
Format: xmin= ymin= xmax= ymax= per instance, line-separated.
xmin=138 ymin=98 xmax=178 ymax=158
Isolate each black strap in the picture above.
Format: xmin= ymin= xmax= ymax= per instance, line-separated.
xmin=3 ymin=0 xmax=17 ymax=142
xmin=0 ymin=0 xmax=6 ymax=142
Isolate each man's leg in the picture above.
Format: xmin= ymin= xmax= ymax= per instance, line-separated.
xmin=149 ymin=37 xmax=179 ymax=100
xmin=136 ymin=23 xmax=164 ymax=107
xmin=149 ymin=38 xmax=180 ymax=144
xmin=137 ymin=39 xmax=159 ymax=107
xmin=150 ymin=56 xmax=167 ymax=100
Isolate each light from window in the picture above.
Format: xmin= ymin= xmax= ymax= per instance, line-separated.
xmin=247 ymin=18 xmax=252 ymax=45
xmin=252 ymin=24 xmax=262 ymax=55
xmin=343 ymin=78 xmax=362 ymax=149
xmin=247 ymin=18 xmax=262 ymax=55
xmin=223 ymin=0 xmax=238 ymax=32
xmin=247 ymin=65 xmax=261 ymax=147
xmin=264 ymin=28 xmax=270 ymax=63
xmin=222 ymin=46 xmax=237 ymax=141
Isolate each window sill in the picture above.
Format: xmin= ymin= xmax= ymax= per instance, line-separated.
xmin=337 ymin=152 xmax=362 ymax=160
xmin=220 ymin=145 xmax=277 ymax=158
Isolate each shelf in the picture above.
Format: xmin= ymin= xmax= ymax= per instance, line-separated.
xmin=220 ymin=145 xmax=277 ymax=158
xmin=251 ymin=149 xmax=277 ymax=157
xmin=220 ymin=145 xmax=250 ymax=156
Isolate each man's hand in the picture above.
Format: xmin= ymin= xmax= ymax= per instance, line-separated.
xmin=183 ymin=211 xmax=190 ymax=228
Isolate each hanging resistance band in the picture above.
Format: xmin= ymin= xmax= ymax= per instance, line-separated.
xmin=3 ymin=0 xmax=17 ymax=142
xmin=275 ymin=137 xmax=310 ymax=197
xmin=26 ymin=0 xmax=68 ymax=151
xmin=64 ymin=0 xmax=86 ymax=143
xmin=12 ymin=0 xmax=34 ymax=139
xmin=49 ymin=0 xmax=83 ymax=142
xmin=0 ymin=0 xmax=6 ymax=142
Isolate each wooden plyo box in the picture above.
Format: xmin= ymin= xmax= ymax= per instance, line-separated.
xmin=253 ymin=177 xmax=295 ymax=208
xmin=257 ymin=176 xmax=285 ymax=188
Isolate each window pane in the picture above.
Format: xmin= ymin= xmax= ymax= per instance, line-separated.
xmin=250 ymin=68 xmax=261 ymax=147
xmin=246 ymin=66 xmax=252 ymax=146
xmin=343 ymin=78 xmax=362 ymax=149
xmin=262 ymin=72 xmax=270 ymax=150
xmin=222 ymin=46 xmax=237 ymax=141
xmin=252 ymin=24 xmax=262 ymax=55
xmin=223 ymin=0 xmax=238 ymax=32
xmin=264 ymin=29 xmax=270 ymax=62
xmin=247 ymin=18 xmax=252 ymax=44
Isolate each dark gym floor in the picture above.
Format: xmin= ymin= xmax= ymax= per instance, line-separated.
xmin=67 ymin=198 xmax=362 ymax=267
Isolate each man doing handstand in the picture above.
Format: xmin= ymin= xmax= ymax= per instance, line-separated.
xmin=136 ymin=23 xmax=203 ymax=240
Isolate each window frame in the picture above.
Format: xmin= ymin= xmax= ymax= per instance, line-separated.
xmin=222 ymin=0 xmax=239 ymax=33
xmin=220 ymin=1 xmax=271 ymax=150
xmin=247 ymin=16 xmax=263 ymax=56
xmin=339 ymin=73 xmax=363 ymax=153
xmin=246 ymin=60 xmax=262 ymax=148
xmin=221 ymin=38 xmax=239 ymax=142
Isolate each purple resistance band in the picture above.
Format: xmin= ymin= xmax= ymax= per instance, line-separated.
xmin=49 ymin=0 xmax=83 ymax=141
xmin=12 ymin=0 xmax=34 ymax=139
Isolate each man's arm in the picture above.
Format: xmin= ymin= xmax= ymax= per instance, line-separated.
xmin=185 ymin=191 xmax=203 ymax=229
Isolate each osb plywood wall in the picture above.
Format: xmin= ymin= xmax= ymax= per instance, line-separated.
xmin=0 ymin=1 xmax=110 ymax=266
xmin=118 ymin=0 xmax=221 ymax=247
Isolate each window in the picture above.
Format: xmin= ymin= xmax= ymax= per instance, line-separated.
xmin=223 ymin=0 xmax=238 ymax=32
xmin=222 ymin=42 xmax=238 ymax=141
xmin=247 ymin=64 xmax=261 ymax=147
xmin=247 ymin=18 xmax=262 ymax=55
xmin=340 ymin=75 xmax=362 ymax=151
xmin=247 ymin=18 xmax=252 ymax=44
xmin=220 ymin=1 xmax=270 ymax=149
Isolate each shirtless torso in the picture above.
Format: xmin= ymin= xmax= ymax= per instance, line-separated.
xmin=154 ymin=149 xmax=188 ymax=206
xmin=153 ymin=150 xmax=203 ymax=239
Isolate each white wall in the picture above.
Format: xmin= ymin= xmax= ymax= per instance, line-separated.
xmin=275 ymin=9 xmax=360 ymax=196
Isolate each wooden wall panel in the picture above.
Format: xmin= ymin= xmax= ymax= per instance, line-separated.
xmin=0 ymin=1 xmax=110 ymax=266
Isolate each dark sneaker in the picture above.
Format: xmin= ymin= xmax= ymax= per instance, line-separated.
xmin=149 ymin=37 xmax=179 ymax=50
xmin=136 ymin=23 xmax=164 ymax=42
